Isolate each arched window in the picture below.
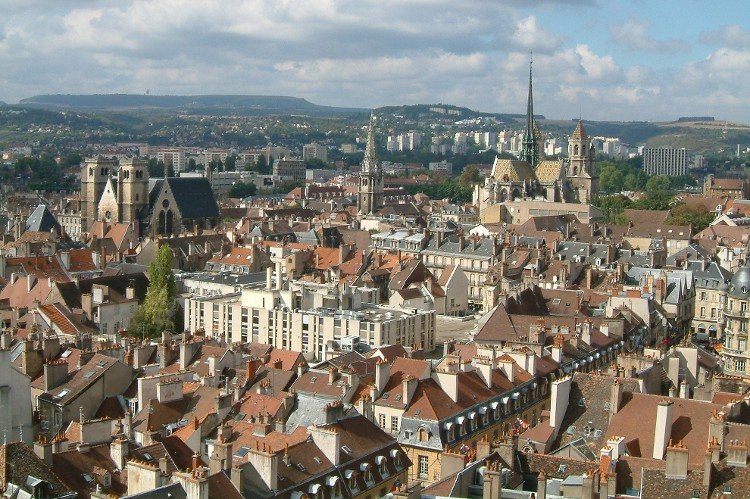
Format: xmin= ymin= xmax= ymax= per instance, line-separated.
xmin=574 ymin=145 xmax=579 ymax=156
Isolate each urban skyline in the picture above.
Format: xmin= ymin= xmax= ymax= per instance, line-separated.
xmin=1 ymin=1 xmax=749 ymax=122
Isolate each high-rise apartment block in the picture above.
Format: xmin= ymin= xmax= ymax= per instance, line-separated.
xmin=642 ymin=146 xmax=688 ymax=176
xmin=302 ymin=142 xmax=328 ymax=163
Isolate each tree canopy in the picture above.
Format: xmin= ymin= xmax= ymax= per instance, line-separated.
xmin=130 ymin=245 xmax=178 ymax=337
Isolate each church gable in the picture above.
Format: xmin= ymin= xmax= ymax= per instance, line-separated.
xmin=147 ymin=177 xmax=219 ymax=235
xmin=97 ymin=178 xmax=119 ymax=222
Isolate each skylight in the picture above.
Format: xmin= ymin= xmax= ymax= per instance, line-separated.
xmin=234 ymin=447 xmax=250 ymax=458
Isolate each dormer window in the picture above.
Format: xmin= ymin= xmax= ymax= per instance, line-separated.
xmin=376 ymin=455 xmax=389 ymax=477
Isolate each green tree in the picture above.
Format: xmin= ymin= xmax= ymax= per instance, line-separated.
xmin=228 ymin=182 xmax=258 ymax=198
xmin=225 ymin=155 xmax=237 ymax=171
xmin=130 ymin=245 xmax=176 ymax=337
xmin=667 ymin=204 xmax=715 ymax=231
xmin=305 ymin=157 xmax=330 ymax=170
xmin=457 ymin=165 xmax=481 ymax=187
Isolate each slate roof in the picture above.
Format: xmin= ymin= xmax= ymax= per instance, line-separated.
xmin=0 ymin=442 xmax=74 ymax=498
xmin=26 ymin=204 xmax=61 ymax=233
xmin=167 ymin=177 xmax=220 ymax=218
xmin=552 ymin=372 xmax=641 ymax=458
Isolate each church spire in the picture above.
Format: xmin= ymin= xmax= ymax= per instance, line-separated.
xmin=520 ymin=55 xmax=539 ymax=167
xmin=362 ymin=113 xmax=379 ymax=174
xmin=358 ymin=113 xmax=384 ymax=215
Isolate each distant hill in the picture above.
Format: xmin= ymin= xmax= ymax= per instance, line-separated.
xmin=376 ymin=103 xmax=534 ymax=122
xmin=19 ymin=94 xmax=368 ymax=116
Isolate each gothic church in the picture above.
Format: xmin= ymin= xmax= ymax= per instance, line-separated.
xmin=474 ymin=62 xmax=598 ymax=211
xmin=81 ymin=157 xmax=220 ymax=237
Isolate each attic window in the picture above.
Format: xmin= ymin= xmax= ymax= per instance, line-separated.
xmin=341 ymin=445 xmax=352 ymax=454
xmin=310 ymin=376 xmax=318 ymax=383
xmin=234 ymin=413 xmax=246 ymax=421
xmin=382 ymin=393 xmax=389 ymax=399
xmin=96 ymin=360 xmax=107 ymax=368
xmin=83 ymin=371 xmax=96 ymax=379
xmin=314 ymin=456 xmax=323 ymax=464
xmin=567 ymin=426 xmax=576 ymax=435
xmin=296 ymin=463 xmax=306 ymax=472
xmin=594 ymin=429 xmax=603 ymax=438
xmin=56 ymin=389 xmax=69 ymax=399
xmin=82 ymin=474 xmax=94 ymax=484
xmin=61 ymin=350 xmax=72 ymax=358
xmin=553 ymin=299 xmax=561 ymax=305
xmin=557 ymin=464 xmax=567 ymax=474
xmin=143 ymin=452 xmax=154 ymax=462
xmin=578 ymin=397 xmax=586 ymax=407
xmin=394 ymin=394 xmax=402 ymax=401
xmin=234 ymin=447 xmax=250 ymax=458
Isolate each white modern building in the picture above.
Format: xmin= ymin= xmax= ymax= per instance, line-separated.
xmin=184 ymin=272 xmax=436 ymax=359
xmin=642 ymin=146 xmax=689 ymax=176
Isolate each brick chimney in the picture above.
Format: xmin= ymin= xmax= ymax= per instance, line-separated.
xmin=609 ymin=378 xmax=623 ymax=420
xmin=653 ymin=400 xmax=674 ymax=459
xmin=44 ymin=360 xmax=69 ymax=392
xmin=665 ymin=440 xmax=689 ymax=478
xmin=375 ymin=359 xmax=390 ymax=395
xmin=727 ymin=438 xmax=748 ymax=467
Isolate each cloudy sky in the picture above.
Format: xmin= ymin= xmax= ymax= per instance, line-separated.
xmin=1 ymin=0 xmax=749 ymax=122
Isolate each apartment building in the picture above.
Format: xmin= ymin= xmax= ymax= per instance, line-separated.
xmin=302 ymin=142 xmax=328 ymax=163
xmin=642 ymin=146 xmax=689 ymax=176
xmin=721 ymin=264 xmax=750 ymax=375
xmin=184 ymin=275 xmax=436 ymax=359
xmin=273 ymin=159 xmax=307 ymax=182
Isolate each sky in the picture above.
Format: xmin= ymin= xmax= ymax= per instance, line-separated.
xmin=1 ymin=0 xmax=749 ymax=122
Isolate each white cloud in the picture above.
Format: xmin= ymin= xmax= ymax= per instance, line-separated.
xmin=609 ymin=18 xmax=690 ymax=53
xmin=0 ymin=0 xmax=747 ymax=121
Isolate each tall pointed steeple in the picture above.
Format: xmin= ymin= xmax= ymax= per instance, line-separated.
xmin=361 ymin=113 xmax=379 ymax=174
xmin=519 ymin=56 xmax=539 ymax=167
xmin=358 ymin=113 xmax=384 ymax=215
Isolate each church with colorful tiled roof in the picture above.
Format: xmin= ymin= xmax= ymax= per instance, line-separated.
xmin=474 ymin=61 xmax=599 ymax=211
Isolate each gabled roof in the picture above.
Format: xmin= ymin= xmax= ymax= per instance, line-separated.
xmin=26 ymin=204 xmax=61 ymax=233
xmin=168 ymin=177 xmax=220 ymax=218
xmin=606 ymin=392 xmax=724 ymax=466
